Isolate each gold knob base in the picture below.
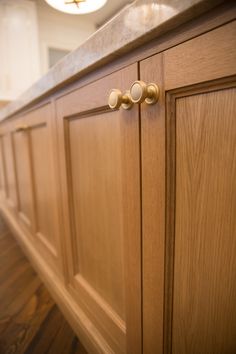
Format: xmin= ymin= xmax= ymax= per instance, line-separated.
xmin=108 ymin=89 xmax=133 ymax=110
xmin=145 ymin=83 xmax=160 ymax=105
xmin=121 ymin=91 xmax=133 ymax=110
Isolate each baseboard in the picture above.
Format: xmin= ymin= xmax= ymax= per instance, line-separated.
xmin=0 ymin=204 xmax=113 ymax=354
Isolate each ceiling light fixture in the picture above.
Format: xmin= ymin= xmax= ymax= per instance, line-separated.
xmin=64 ymin=0 xmax=86 ymax=8
xmin=45 ymin=0 xmax=107 ymax=15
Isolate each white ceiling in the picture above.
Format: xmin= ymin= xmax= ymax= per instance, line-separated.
xmin=36 ymin=0 xmax=134 ymax=28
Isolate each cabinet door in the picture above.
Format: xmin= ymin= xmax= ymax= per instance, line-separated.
xmin=12 ymin=104 xmax=63 ymax=276
xmin=0 ymin=122 xmax=18 ymax=211
xmin=13 ymin=117 xmax=35 ymax=233
xmin=0 ymin=133 xmax=6 ymax=199
xmin=56 ymin=64 xmax=141 ymax=353
xmin=141 ymin=22 xmax=236 ymax=353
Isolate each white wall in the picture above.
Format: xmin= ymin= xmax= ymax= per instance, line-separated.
xmin=0 ymin=0 xmax=41 ymax=100
xmin=35 ymin=0 xmax=96 ymax=74
xmin=0 ymin=0 xmax=96 ymax=101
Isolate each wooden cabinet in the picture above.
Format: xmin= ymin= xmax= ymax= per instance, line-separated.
xmin=56 ymin=64 xmax=142 ymax=353
xmin=141 ymin=21 xmax=236 ymax=354
xmin=0 ymin=15 xmax=235 ymax=354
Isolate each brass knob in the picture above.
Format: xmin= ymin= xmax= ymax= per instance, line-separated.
xmin=15 ymin=125 xmax=28 ymax=132
xmin=108 ymin=89 xmax=133 ymax=110
xmin=130 ymin=80 xmax=160 ymax=105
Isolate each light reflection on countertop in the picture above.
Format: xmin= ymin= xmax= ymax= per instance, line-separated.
xmin=124 ymin=3 xmax=178 ymax=32
xmin=0 ymin=0 xmax=226 ymax=121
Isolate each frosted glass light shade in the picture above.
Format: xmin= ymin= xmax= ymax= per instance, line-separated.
xmin=45 ymin=0 xmax=107 ymax=14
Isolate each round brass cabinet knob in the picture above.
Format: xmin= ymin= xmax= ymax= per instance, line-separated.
xmin=108 ymin=89 xmax=133 ymax=110
xmin=130 ymin=80 xmax=160 ymax=105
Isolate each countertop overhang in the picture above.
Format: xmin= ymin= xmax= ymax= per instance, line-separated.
xmin=0 ymin=0 xmax=226 ymax=121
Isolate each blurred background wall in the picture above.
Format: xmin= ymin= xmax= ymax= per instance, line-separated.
xmin=0 ymin=0 xmax=131 ymax=106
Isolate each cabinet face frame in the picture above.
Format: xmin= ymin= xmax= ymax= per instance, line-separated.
xmin=139 ymin=53 xmax=166 ymax=354
xmin=141 ymin=21 xmax=236 ymax=354
xmin=56 ymin=64 xmax=142 ymax=353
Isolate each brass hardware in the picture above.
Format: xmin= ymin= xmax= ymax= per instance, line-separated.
xmin=130 ymin=80 xmax=160 ymax=105
xmin=108 ymin=89 xmax=133 ymax=110
xmin=15 ymin=125 xmax=28 ymax=132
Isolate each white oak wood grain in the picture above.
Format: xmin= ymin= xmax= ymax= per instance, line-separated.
xmin=173 ymin=87 xmax=236 ymax=354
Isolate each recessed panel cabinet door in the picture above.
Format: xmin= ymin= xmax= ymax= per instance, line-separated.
xmin=0 ymin=133 xmax=6 ymax=199
xmin=13 ymin=120 xmax=35 ymax=233
xmin=56 ymin=64 xmax=141 ymax=353
xmin=141 ymin=22 xmax=236 ymax=354
xmin=12 ymin=105 xmax=63 ymax=276
xmin=0 ymin=123 xmax=18 ymax=212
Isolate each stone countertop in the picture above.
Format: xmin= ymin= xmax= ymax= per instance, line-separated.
xmin=0 ymin=0 xmax=224 ymax=121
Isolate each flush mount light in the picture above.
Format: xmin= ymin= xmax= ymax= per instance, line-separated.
xmin=45 ymin=0 xmax=107 ymax=15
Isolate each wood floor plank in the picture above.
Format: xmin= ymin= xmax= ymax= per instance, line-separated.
xmin=68 ymin=337 xmax=89 ymax=354
xmin=0 ymin=230 xmax=11 ymax=240
xmin=47 ymin=317 xmax=88 ymax=354
xmin=0 ymin=285 xmax=54 ymax=354
xmin=0 ymin=266 xmax=37 ymax=313
xmin=0 ymin=235 xmax=17 ymax=255
xmin=1 ymin=275 xmax=42 ymax=319
xmin=0 ymin=218 xmax=8 ymax=234
xmin=0 ymin=259 xmax=30 ymax=291
xmin=0 ymin=255 xmax=27 ymax=284
xmin=0 ymin=216 xmax=87 ymax=354
xmin=0 ymin=243 xmax=24 ymax=269
xmin=24 ymin=306 xmax=69 ymax=354
xmin=0 ymin=246 xmax=25 ymax=280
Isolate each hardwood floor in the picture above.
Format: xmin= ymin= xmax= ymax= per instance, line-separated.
xmin=0 ymin=216 xmax=87 ymax=354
